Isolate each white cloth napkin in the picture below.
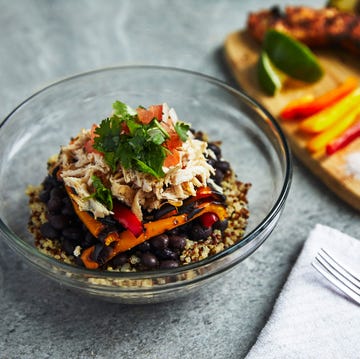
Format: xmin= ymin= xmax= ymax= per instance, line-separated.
xmin=246 ymin=224 xmax=360 ymax=359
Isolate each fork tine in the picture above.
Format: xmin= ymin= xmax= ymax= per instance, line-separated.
xmin=312 ymin=251 xmax=360 ymax=305
xmin=319 ymin=248 xmax=360 ymax=290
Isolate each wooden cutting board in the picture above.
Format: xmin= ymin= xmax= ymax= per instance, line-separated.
xmin=224 ymin=30 xmax=360 ymax=210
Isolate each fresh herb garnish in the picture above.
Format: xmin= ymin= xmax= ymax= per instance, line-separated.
xmin=87 ymin=175 xmax=113 ymax=210
xmin=93 ymin=101 xmax=178 ymax=178
xmin=174 ymin=121 xmax=190 ymax=142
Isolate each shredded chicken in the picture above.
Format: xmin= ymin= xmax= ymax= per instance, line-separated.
xmin=55 ymin=104 xmax=217 ymax=221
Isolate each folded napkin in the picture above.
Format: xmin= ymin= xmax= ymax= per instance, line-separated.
xmin=246 ymin=224 xmax=360 ymax=359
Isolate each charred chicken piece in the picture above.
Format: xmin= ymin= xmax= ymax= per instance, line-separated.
xmin=247 ymin=6 xmax=360 ymax=55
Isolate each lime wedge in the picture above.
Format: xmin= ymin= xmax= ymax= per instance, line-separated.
xmin=263 ymin=29 xmax=323 ymax=83
xmin=257 ymin=50 xmax=287 ymax=96
xmin=327 ymin=0 xmax=360 ymax=13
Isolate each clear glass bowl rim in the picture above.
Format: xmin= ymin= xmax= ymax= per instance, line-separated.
xmin=0 ymin=65 xmax=292 ymax=281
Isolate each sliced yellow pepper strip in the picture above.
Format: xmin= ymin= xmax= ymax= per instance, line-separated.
xmin=299 ymin=88 xmax=360 ymax=134
xmin=307 ymin=106 xmax=360 ymax=153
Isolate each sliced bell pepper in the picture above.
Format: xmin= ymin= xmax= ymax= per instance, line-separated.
xmin=112 ymin=201 xmax=143 ymax=237
xmin=81 ymin=201 xmax=227 ymax=269
xmin=306 ymin=107 xmax=360 ymax=153
xmin=200 ymin=212 xmax=219 ymax=228
xmin=326 ymin=120 xmax=360 ymax=155
xmin=65 ymin=186 xmax=105 ymax=237
xmin=299 ymin=88 xmax=360 ymax=134
xmin=156 ymin=186 xmax=225 ymax=219
xmin=280 ymin=95 xmax=314 ymax=120
xmin=280 ymin=77 xmax=358 ymax=120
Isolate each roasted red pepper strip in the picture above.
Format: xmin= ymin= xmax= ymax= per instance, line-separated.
xmin=200 ymin=212 xmax=219 ymax=228
xmin=280 ymin=77 xmax=358 ymax=120
xmin=326 ymin=121 xmax=360 ymax=156
xmin=112 ymin=201 xmax=143 ymax=237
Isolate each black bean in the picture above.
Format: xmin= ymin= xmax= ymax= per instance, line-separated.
xmin=42 ymin=175 xmax=57 ymax=191
xmin=82 ymin=231 xmax=97 ymax=248
xmin=156 ymin=247 xmax=178 ymax=260
xmin=62 ymin=238 xmax=75 ymax=255
xmin=208 ymin=143 xmax=221 ymax=158
xmin=61 ymin=198 xmax=75 ymax=216
xmin=136 ymin=241 xmax=151 ymax=252
xmin=213 ymin=219 xmax=229 ymax=232
xmin=159 ymin=260 xmax=179 ymax=269
xmin=141 ymin=252 xmax=159 ymax=268
xmin=168 ymin=227 xmax=180 ymax=235
xmin=39 ymin=189 xmax=50 ymax=203
xmin=111 ymin=252 xmax=129 ymax=267
xmin=48 ymin=214 xmax=69 ymax=230
xmin=40 ymin=222 xmax=60 ymax=240
xmin=50 ymin=187 xmax=65 ymax=200
xmin=216 ymin=160 xmax=230 ymax=173
xmin=214 ymin=170 xmax=225 ymax=185
xmin=150 ymin=234 xmax=169 ymax=249
xmin=207 ymin=158 xmax=216 ymax=168
xmin=62 ymin=227 xmax=82 ymax=241
xmin=169 ymin=234 xmax=186 ymax=251
xmin=153 ymin=203 xmax=176 ymax=220
xmin=191 ymin=224 xmax=212 ymax=241
xmin=47 ymin=196 xmax=63 ymax=213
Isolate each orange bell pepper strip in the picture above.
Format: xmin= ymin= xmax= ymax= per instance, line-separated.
xmin=306 ymin=107 xmax=360 ymax=153
xmin=81 ymin=202 xmax=227 ymax=269
xmin=299 ymin=88 xmax=360 ymax=134
xmin=65 ymin=186 xmax=105 ymax=237
xmin=280 ymin=77 xmax=358 ymax=120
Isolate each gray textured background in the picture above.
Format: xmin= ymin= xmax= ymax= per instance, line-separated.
xmin=1 ymin=1 xmax=359 ymax=358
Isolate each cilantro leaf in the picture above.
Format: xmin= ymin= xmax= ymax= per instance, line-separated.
xmin=174 ymin=121 xmax=190 ymax=142
xmin=91 ymin=100 xmax=188 ymax=178
xmin=93 ymin=117 xmax=122 ymax=171
xmin=87 ymin=175 xmax=113 ymax=210
xmin=147 ymin=120 xmax=169 ymax=145
xmin=112 ymin=100 xmax=137 ymax=117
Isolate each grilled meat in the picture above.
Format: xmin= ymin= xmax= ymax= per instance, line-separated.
xmin=247 ymin=6 xmax=360 ymax=55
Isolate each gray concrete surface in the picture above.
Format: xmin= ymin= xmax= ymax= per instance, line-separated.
xmin=1 ymin=1 xmax=359 ymax=358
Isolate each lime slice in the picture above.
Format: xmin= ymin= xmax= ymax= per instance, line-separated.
xmin=263 ymin=29 xmax=324 ymax=83
xmin=257 ymin=50 xmax=287 ymax=96
xmin=327 ymin=0 xmax=360 ymax=13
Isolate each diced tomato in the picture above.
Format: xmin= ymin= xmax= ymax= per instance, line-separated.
xmin=84 ymin=124 xmax=102 ymax=154
xmin=148 ymin=105 xmax=163 ymax=121
xmin=163 ymin=130 xmax=182 ymax=167
xmin=137 ymin=104 xmax=163 ymax=124
xmin=200 ymin=212 xmax=219 ymax=228
xmin=112 ymin=202 xmax=143 ymax=237
xmin=164 ymin=149 xmax=180 ymax=168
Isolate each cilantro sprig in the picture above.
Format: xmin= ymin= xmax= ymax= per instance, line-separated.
xmin=174 ymin=121 xmax=190 ymax=142
xmin=86 ymin=175 xmax=113 ymax=210
xmin=93 ymin=101 xmax=188 ymax=178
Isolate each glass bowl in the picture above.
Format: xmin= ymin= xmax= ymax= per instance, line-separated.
xmin=0 ymin=66 xmax=292 ymax=303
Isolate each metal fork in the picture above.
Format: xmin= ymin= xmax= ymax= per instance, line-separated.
xmin=312 ymin=248 xmax=360 ymax=305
